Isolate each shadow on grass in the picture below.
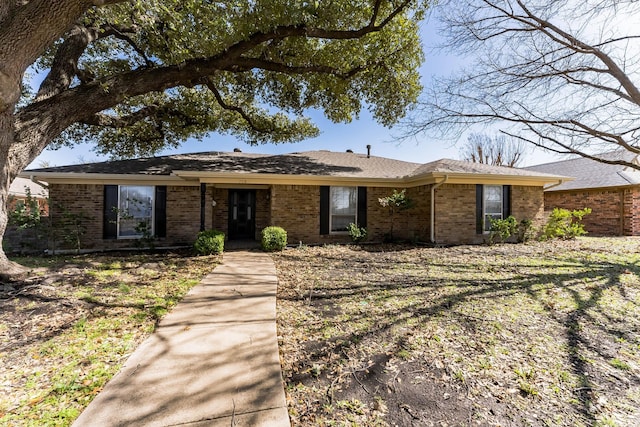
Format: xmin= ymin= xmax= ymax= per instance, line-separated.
xmin=275 ymin=243 xmax=640 ymax=425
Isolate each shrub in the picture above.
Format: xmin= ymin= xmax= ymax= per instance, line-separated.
xmin=543 ymin=207 xmax=591 ymax=240
xmin=347 ymin=223 xmax=367 ymax=243
xmin=517 ymin=218 xmax=535 ymax=243
xmin=488 ymin=215 xmax=518 ymax=244
xmin=378 ymin=189 xmax=415 ymax=241
xmin=194 ymin=230 xmax=225 ymax=255
xmin=261 ymin=226 xmax=287 ymax=251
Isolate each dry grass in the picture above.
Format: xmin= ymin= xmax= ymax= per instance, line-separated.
xmin=0 ymin=250 xmax=220 ymax=426
xmin=274 ymin=238 xmax=640 ymax=426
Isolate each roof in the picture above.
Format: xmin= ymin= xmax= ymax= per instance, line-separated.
xmin=412 ymin=158 xmax=557 ymax=177
xmin=25 ymin=150 xmax=421 ymax=179
xmin=526 ymin=150 xmax=640 ymax=191
xmin=9 ymin=177 xmax=48 ymax=198
xmin=22 ymin=150 xmax=567 ymax=187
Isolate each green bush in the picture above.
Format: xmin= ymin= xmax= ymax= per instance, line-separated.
xmin=517 ymin=218 xmax=535 ymax=243
xmin=261 ymin=226 xmax=287 ymax=251
xmin=543 ymin=207 xmax=591 ymax=240
xmin=347 ymin=223 xmax=367 ymax=243
xmin=489 ymin=215 xmax=518 ymax=244
xmin=194 ymin=230 xmax=225 ymax=255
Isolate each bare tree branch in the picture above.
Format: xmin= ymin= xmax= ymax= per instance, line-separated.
xmin=404 ymin=0 xmax=640 ymax=169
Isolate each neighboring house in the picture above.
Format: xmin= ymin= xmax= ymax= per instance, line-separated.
xmin=20 ymin=150 xmax=566 ymax=250
xmin=527 ymin=150 xmax=640 ymax=236
xmin=8 ymin=176 xmax=48 ymax=215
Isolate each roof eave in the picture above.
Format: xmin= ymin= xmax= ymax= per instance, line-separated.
xmin=406 ymin=172 xmax=572 ymax=186
xmin=18 ymin=172 xmax=194 ymax=186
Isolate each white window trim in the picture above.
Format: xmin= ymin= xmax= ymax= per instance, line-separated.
xmin=329 ymin=186 xmax=357 ymax=234
xmin=117 ymin=185 xmax=155 ymax=239
xmin=483 ymin=184 xmax=503 ymax=233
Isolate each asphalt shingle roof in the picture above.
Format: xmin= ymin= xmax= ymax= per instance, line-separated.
xmin=9 ymin=177 xmax=48 ymax=197
xmin=526 ymin=150 xmax=640 ymax=191
xmin=26 ymin=151 xmax=421 ymax=179
xmin=412 ymin=158 xmax=558 ymax=177
xmin=25 ymin=150 xmax=565 ymax=181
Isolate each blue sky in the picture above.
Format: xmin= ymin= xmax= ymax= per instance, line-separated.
xmin=30 ymin=14 xmax=561 ymax=169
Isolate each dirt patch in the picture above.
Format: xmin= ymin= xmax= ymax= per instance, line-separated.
xmin=274 ymin=238 xmax=640 ymax=426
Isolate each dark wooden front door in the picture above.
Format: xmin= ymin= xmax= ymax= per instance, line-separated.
xmin=228 ymin=190 xmax=256 ymax=240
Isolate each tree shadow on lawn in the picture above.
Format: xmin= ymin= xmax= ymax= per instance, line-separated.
xmin=276 ymin=247 xmax=640 ymax=426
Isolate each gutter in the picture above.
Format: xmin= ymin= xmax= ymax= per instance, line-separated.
xmin=543 ymin=179 xmax=565 ymax=191
xmin=29 ymin=175 xmax=48 ymax=189
xmin=430 ymin=175 xmax=448 ymax=243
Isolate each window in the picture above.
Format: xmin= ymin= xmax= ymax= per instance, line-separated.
xmin=476 ymin=184 xmax=511 ymax=234
xmin=483 ymin=185 xmax=503 ymax=232
xmin=103 ymin=185 xmax=166 ymax=240
xmin=330 ymin=186 xmax=357 ymax=232
xmin=118 ymin=186 xmax=154 ymax=238
xmin=320 ymin=186 xmax=366 ymax=235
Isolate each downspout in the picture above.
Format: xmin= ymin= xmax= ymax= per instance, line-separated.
xmin=543 ymin=179 xmax=565 ymax=191
xmin=430 ymin=175 xmax=448 ymax=244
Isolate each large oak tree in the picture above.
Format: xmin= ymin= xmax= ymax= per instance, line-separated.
xmin=404 ymin=0 xmax=640 ymax=168
xmin=0 ymin=0 xmax=426 ymax=276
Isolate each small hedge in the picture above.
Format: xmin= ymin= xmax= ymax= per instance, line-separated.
xmin=261 ymin=226 xmax=287 ymax=251
xmin=194 ymin=229 xmax=225 ymax=255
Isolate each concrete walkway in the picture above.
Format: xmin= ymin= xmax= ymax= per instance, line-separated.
xmin=73 ymin=250 xmax=290 ymax=427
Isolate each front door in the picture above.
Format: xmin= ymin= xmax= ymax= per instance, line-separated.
xmin=228 ymin=190 xmax=256 ymax=240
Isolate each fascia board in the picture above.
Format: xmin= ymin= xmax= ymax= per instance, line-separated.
xmin=174 ymin=171 xmax=405 ymax=187
xmin=21 ymin=170 xmax=573 ymax=188
xmin=18 ymin=172 xmax=197 ymax=186
xmin=406 ymin=172 xmax=574 ymax=187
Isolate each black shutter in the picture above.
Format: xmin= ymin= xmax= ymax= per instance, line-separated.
xmin=155 ymin=186 xmax=167 ymax=238
xmin=357 ymin=187 xmax=367 ymax=228
xmin=199 ymin=183 xmax=206 ymax=232
xmin=103 ymin=185 xmax=118 ymax=239
xmin=320 ymin=186 xmax=330 ymax=235
xmin=476 ymin=184 xmax=484 ymax=234
xmin=502 ymin=185 xmax=511 ymax=219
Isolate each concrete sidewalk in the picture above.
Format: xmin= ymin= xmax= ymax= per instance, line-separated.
xmin=73 ymin=250 xmax=290 ymax=427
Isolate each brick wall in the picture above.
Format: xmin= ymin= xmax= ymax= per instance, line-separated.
xmin=511 ymin=185 xmax=545 ymax=230
xmin=49 ymin=183 xmax=204 ymax=251
xmin=434 ymin=184 xmax=546 ymax=245
xmin=269 ymin=185 xmax=325 ymax=244
xmin=267 ymin=185 xmax=431 ymax=244
xmin=49 ymin=183 xmax=105 ymax=250
xmin=366 ymin=186 xmax=430 ymax=242
xmin=48 ymin=182 xmax=549 ymax=250
xmin=622 ymin=188 xmax=640 ymax=235
xmin=543 ymin=188 xmax=638 ymax=236
xmin=434 ymin=184 xmax=479 ymax=244
xmin=166 ymin=186 xmax=201 ymax=244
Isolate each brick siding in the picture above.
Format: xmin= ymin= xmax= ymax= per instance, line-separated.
xmin=434 ymin=184 xmax=479 ymax=244
xmin=544 ymin=188 xmax=640 ymax=236
xmin=622 ymin=188 xmax=640 ymax=235
xmin=511 ymin=185 xmax=545 ymax=231
xmin=48 ymin=182 xmax=547 ymax=250
xmin=434 ymin=184 xmax=545 ymax=245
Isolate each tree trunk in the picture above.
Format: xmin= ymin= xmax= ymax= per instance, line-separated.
xmin=0 ymin=110 xmax=27 ymax=279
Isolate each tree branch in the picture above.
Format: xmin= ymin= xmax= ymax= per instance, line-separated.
xmin=203 ymin=78 xmax=266 ymax=133
xmin=36 ymin=24 xmax=100 ymax=101
xmin=100 ymin=23 xmax=153 ymax=67
xmin=80 ymin=106 xmax=160 ymax=128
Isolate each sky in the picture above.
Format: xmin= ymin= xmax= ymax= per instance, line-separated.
xmin=29 ymin=11 xmax=563 ymax=169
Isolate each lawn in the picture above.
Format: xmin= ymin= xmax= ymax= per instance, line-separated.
xmin=273 ymin=238 xmax=640 ymax=426
xmin=0 ymin=250 xmax=220 ymax=426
